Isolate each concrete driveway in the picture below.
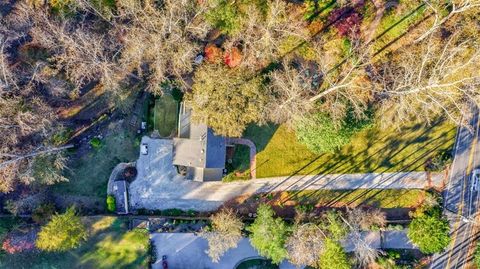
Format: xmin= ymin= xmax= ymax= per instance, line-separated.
xmin=150 ymin=233 xmax=296 ymax=269
xmin=150 ymin=231 xmax=415 ymax=269
xmin=129 ymin=137 xmax=220 ymax=211
xmin=129 ymin=136 xmax=440 ymax=212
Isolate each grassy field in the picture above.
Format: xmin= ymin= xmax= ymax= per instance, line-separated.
xmin=152 ymin=94 xmax=178 ymax=137
xmin=277 ymin=189 xmax=428 ymax=208
xmin=0 ymin=217 xmax=150 ymax=269
xmin=231 ymin=119 xmax=455 ymax=179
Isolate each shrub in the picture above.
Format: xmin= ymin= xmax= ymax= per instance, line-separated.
xmin=89 ymin=137 xmax=102 ymax=150
xmin=204 ymin=44 xmax=223 ymax=63
xmin=32 ymin=203 xmax=56 ymax=225
xmin=2 ymin=229 xmax=37 ymax=254
xmin=122 ymin=166 xmax=137 ymax=182
xmin=36 ymin=207 xmax=88 ymax=252
xmin=148 ymin=239 xmax=157 ymax=267
xmin=474 ymin=243 xmax=480 ymax=268
xmin=0 ymin=218 xmax=22 ymax=243
xmin=162 ymin=208 xmax=184 ymax=216
xmin=295 ymin=110 xmax=373 ymax=153
xmin=106 ymin=195 xmax=116 ymax=212
xmin=329 ymin=7 xmax=363 ymax=38
xmin=49 ymin=0 xmax=77 ymax=16
xmin=51 ymin=128 xmax=73 ymax=146
xmin=224 ymin=47 xmax=242 ymax=68
xmin=171 ymin=88 xmax=184 ymax=102
xmin=137 ymin=208 xmax=149 ymax=215
xmin=89 ymin=0 xmax=116 ymax=19
xmin=186 ymin=209 xmax=198 ymax=217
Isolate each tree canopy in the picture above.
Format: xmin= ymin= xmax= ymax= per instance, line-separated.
xmin=186 ymin=64 xmax=269 ymax=137
xmin=286 ymin=223 xmax=324 ymax=267
xmin=247 ymin=204 xmax=289 ymax=264
xmin=318 ymin=238 xmax=351 ymax=269
xmin=200 ymin=208 xmax=244 ymax=262
xmin=407 ymin=207 xmax=450 ymax=254
xmin=36 ymin=207 xmax=88 ymax=252
xmin=295 ymin=110 xmax=373 ymax=153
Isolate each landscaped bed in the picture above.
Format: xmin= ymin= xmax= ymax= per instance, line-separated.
xmin=0 ymin=216 xmax=150 ymax=269
xmin=230 ymin=119 xmax=455 ymax=179
xmin=235 ymin=258 xmax=278 ymax=269
xmin=224 ymin=189 xmax=431 ymax=219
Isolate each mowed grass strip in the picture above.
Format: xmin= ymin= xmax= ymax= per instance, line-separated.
xmin=277 ymin=189 xmax=427 ymax=208
xmin=0 ymin=217 xmax=150 ymax=269
xmin=154 ymin=94 xmax=178 ymax=137
xmin=240 ymin=119 xmax=455 ymax=178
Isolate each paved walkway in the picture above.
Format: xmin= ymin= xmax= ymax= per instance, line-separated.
xmin=227 ymin=138 xmax=257 ymax=179
xmin=129 ymin=137 xmax=442 ymax=211
xmin=151 ymin=231 xmax=416 ymax=269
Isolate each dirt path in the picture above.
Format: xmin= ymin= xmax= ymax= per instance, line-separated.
xmin=364 ymin=0 xmax=386 ymax=43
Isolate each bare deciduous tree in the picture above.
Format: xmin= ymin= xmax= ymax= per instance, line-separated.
xmin=226 ymin=0 xmax=308 ymax=71
xmin=266 ymin=40 xmax=373 ymax=126
xmin=309 ymin=39 xmax=373 ymax=123
xmin=199 ymin=208 xmax=244 ymax=263
xmin=0 ymin=5 xmax=70 ymax=193
xmin=373 ymin=28 xmax=480 ymax=126
xmin=340 ymin=208 xmax=385 ymax=268
xmin=118 ymin=0 xmax=209 ymax=94
xmin=346 ymin=207 xmax=386 ymax=231
xmin=28 ymin=8 xmax=122 ymax=95
xmin=418 ymin=0 xmax=480 ymax=41
xmin=265 ymin=59 xmax=317 ymax=124
xmin=286 ymin=223 xmax=325 ymax=267
xmin=0 ymin=96 xmax=68 ymax=192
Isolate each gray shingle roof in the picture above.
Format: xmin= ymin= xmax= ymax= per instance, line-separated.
xmin=173 ymin=105 xmax=226 ymax=169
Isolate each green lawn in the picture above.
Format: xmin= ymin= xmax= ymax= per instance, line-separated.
xmin=232 ymin=119 xmax=455 ymax=179
xmin=0 ymin=217 xmax=150 ymax=269
xmin=152 ymin=94 xmax=178 ymax=137
xmin=372 ymin=0 xmax=426 ymax=53
xmin=55 ymin=124 xmax=140 ymax=199
xmin=281 ymin=189 xmax=427 ymax=208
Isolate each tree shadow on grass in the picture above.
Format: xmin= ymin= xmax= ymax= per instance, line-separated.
xmin=277 ymin=119 xmax=455 ymax=206
xmin=309 ymin=127 xmax=454 ymax=208
xmin=79 ymin=217 xmax=149 ymax=269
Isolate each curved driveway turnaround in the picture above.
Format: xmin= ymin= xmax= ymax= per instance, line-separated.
xmin=150 ymin=233 xmax=295 ymax=269
xmin=150 ymin=231 xmax=415 ymax=269
xmin=129 ymin=137 xmax=442 ymax=212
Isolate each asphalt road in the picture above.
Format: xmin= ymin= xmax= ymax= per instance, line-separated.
xmin=431 ymin=107 xmax=480 ymax=269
